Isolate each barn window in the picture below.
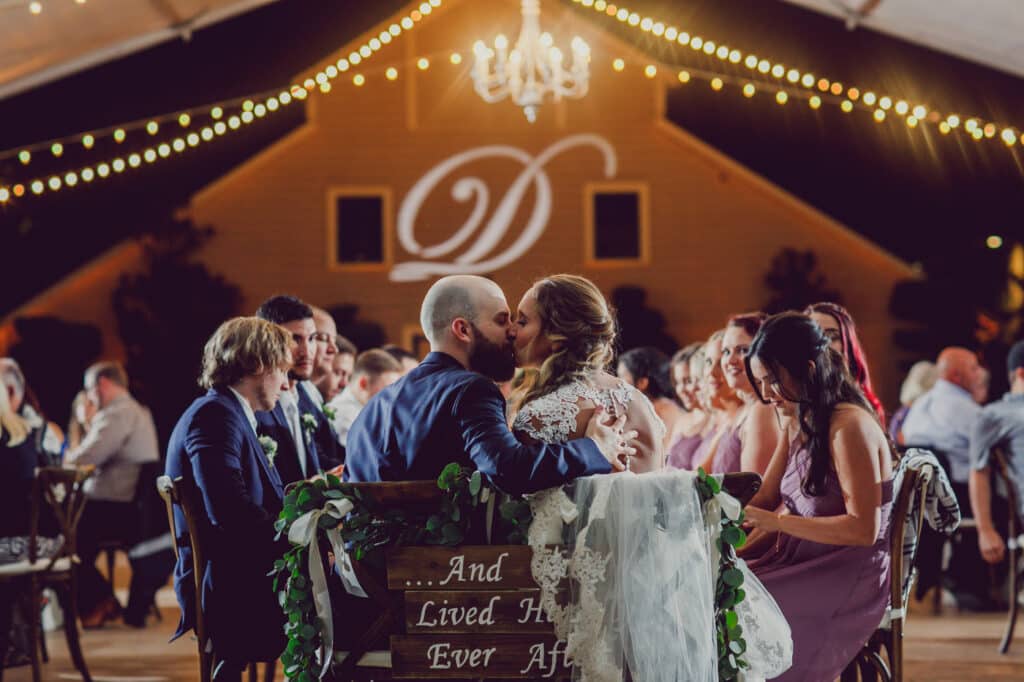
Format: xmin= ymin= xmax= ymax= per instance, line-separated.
xmin=585 ymin=183 xmax=649 ymax=265
xmin=327 ymin=188 xmax=391 ymax=270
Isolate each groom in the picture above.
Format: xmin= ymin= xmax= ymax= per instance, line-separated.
xmin=345 ymin=275 xmax=632 ymax=494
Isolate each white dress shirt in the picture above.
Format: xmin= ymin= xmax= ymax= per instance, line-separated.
xmin=278 ymin=387 xmax=309 ymax=477
xmin=326 ymin=386 xmax=365 ymax=447
xmin=228 ymin=387 xmax=259 ymax=435
xmin=902 ymin=378 xmax=981 ymax=483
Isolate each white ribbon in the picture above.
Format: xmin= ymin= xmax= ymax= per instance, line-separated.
xmin=702 ymin=483 xmax=743 ymax=584
xmin=288 ymin=497 xmax=354 ymax=679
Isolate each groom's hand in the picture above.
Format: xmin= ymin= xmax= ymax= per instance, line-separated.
xmin=585 ymin=406 xmax=638 ymax=472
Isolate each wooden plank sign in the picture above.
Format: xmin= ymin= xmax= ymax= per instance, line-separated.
xmin=391 ymin=635 xmax=571 ymax=679
xmin=387 ymin=546 xmax=536 ymax=590
xmin=405 ymin=590 xmax=553 ymax=633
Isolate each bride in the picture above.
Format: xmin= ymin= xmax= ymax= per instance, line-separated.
xmin=504 ymin=274 xmax=791 ymax=682
xmin=507 ymin=274 xmax=665 ymax=471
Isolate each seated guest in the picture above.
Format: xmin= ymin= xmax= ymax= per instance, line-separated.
xmin=973 ymin=366 xmax=991 ymax=405
xmin=165 ymin=317 xmax=290 ymax=679
xmin=345 ymin=275 xmax=631 ymax=493
xmin=902 ymin=347 xmax=990 ymax=608
xmin=382 ymin=344 xmax=420 ymax=376
xmin=691 ymin=330 xmax=743 ymax=472
xmin=889 ymin=360 xmax=938 ymax=445
xmin=65 ymin=361 xmax=160 ymax=628
xmin=327 ymin=349 xmax=402 ymax=449
xmin=666 ymin=343 xmax=709 ymax=469
xmin=68 ymin=389 xmax=98 ymax=450
xmin=1 ymin=358 xmax=63 ymax=462
xmin=713 ymin=313 xmax=779 ymax=475
xmin=334 ymin=336 xmax=357 ymax=391
xmin=806 ymin=302 xmax=886 ymax=425
xmin=255 ymin=295 xmax=339 ymax=479
xmin=743 ymin=312 xmax=893 ymax=681
xmin=616 ymin=347 xmax=685 ymax=451
xmin=310 ymin=306 xmax=341 ymax=404
xmin=968 ymin=341 xmax=1024 ymax=569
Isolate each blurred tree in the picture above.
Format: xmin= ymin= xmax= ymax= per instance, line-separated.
xmin=112 ymin=217 xmax=242 ymax=446
xmin=762 ymin=248 xmax=842 ymax=314
xmin=611 ymin=285 xmax=678 ymax=356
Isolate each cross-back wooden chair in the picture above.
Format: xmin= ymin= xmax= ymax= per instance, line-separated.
xmin=990 ymin=446 xmax=1023 ymax=654
xmin=156 ymin=475 xmax=275 ymax=682
xmin=329 ymin=472 xmax=762 ymax=681
xmin=0 ymin=467 xmax=93 ymax=682
xmin=844 ymin=463 xmax=931 ymax=682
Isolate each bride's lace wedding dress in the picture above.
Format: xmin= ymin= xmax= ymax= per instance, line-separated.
xmin=513 ymin=375 xmax=792 ymax=682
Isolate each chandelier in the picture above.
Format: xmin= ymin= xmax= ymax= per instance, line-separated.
xmin=471 ymin=0 xmax=590 ymax=123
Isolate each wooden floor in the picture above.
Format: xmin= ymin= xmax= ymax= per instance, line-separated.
xmin=6 ymin=558 xmax=1024 ymax=682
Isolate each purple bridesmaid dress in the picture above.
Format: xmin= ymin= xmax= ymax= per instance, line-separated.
xmin=748 ymin=442 xmax=893 ymax=681
xmin=688 ymin=425 xmax=719 ymax=471
xmin=666 ymin=433 xmax=704 ymax=470
xmin=709 ymin=424 xmax=743 ymax=474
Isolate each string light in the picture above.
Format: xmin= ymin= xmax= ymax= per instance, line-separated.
xmin=571 ymin=0 xmax=1019 ymax=149
xmin=613 ymin=58 xmax=625 ymax=72
xmin=0 ymin=2 xmax=444 ymax=201
xmin=710 ymin=77 xmax=723 ymax=91
xmin=644 ymin=65 xmax=657 ymax=78
xmin=775 ymin=91 xmax=788 ymax=105
xmin=450 ymin=52 xmax=462 ymax=65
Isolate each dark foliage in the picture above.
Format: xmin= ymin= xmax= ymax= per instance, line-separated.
xmin=762 ymin=248 xmax=842 ymax=314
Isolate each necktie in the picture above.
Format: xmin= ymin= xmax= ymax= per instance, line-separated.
xmin=284 ymin=397 xmax=308 ymax=477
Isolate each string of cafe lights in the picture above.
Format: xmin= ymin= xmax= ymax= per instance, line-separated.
xmin=0 ymin=0 xmax=89 ymax=15
xmin=570 ymin=0 xmax=1021 ymax=149
xmin=0 ymin=0 xmax=445 ymax=203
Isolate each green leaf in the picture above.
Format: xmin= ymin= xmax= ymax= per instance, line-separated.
xmin=297 ymin=489 xmax=312 ymax=507
xmin=734 ymin=588 xmax=746 ymax=605
xmin=324 ymin=489 xmax=345 ymax=499
xmin=441 ymin=523 xmax=463 ymax=544
xmin=725 ymin=610 xmax=738 ymax=630
xmin=300 ymin=623 xmax=316 ymax=639
xmin=729 ymin=639 xmax=746 ymax=655
xmin=722 ymin=567 xmax=744 ymax=588
xmin=450 ymin=505 xmax=461 ymax=522
xmin=469 ymin=471 xmax=482 ymax=496
xmin=426 ymin=515 xmax=442 ymax=531
xmin=326 ymin=473 xmax=342 ymax=488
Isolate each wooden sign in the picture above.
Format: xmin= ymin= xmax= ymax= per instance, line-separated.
xmin=387 ymin=546 xmax=536 ymax=590
xmin=405 ymin=589 xmax=553 ymax=633
xmin=391 ymin=635 xmax=571 ymax=679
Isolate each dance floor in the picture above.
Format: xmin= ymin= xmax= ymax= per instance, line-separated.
xmin=4 ymin=594 xmax=1021 ymax=681
xmin=7 ymin=557 xmax=1024 ymax=682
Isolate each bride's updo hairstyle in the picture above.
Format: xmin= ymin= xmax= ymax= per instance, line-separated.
xmin=744 ymin=312 xmax=874 ymax=497
xmin=512 ymin=274 xmax=617 ymax=412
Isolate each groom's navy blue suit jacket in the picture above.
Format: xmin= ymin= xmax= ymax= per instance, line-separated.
xmin=255 ymin=383 xmax=324 ymax=485
xmin=164 ymin=386 xmax=286 ymax=663
xmin=344 ymin=352 xmax=611 ymax=494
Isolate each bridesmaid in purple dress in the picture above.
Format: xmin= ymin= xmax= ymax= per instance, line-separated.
xmin=712 ymin=313 xmax=780 ymax=476
xmin=742 ymin=312 xmax=894 ymax=682
xmin=692 ymin=330 xmax=743 ymax=472
xmin=666 ymin=343 xmax=708 ymax=469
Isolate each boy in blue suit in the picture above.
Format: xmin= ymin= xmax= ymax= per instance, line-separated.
xmin=165 ymin=317 xmax=292 ymax=679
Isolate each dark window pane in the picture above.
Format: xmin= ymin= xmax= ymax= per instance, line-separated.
xmin=593 ymin=192 xmax=640 ymax=260
xmin=336 ymin=196 xmax=383 ymax=264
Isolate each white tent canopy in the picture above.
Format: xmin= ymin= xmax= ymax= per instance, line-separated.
xmin=0 ymin=0 xmax=280 ymax=100
xmin=781 ymin=0 xmax=1024 ymax=79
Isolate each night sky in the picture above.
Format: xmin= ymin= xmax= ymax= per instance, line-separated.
xmin=1 ymin=0 xmax=1022 ymax=315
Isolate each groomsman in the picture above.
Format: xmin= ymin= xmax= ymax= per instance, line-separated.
xmin=165 ymin=317 xmax=291 ymax=679
xmin=255 ymin=295 xmax=340 ymax=480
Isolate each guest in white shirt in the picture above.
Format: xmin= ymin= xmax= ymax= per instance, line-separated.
xmin=328 ymin=349 xmax=402 ymax=448
xmin=901 ymin=346 xmax=991 ymax=609
xmin=65 ymin=361 xmax=160 ymax=627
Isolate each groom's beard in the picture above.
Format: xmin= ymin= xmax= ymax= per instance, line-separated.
xmin=467 ymin=325 xmax=516 ymax=382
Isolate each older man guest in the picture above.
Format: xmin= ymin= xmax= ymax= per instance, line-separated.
xmin=65 ymin=361 xmax=160 ymax=627
xmin=165 ymin=317 xmax=291 ymax=680
xmin=969 ymin=341 xmax=1024 ymax=570
xmin=902 ymin=347 xmax=991 ymax=608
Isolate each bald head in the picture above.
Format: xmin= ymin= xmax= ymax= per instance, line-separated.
xmin=311 ymin=306 xmax=338 ymax=337
xmin=420 ymin=275 xmax=507 ymax=346
xmin=936 ymin=347 xmax=983 ymax=392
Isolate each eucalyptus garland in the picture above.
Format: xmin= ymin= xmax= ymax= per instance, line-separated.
xmin=695 ymin=468 xmax=750 ymax=681
xmin=270 ymin=464 xmax=487 ymax=681
xmin=271 ymin=466 xmax=749 ymax=681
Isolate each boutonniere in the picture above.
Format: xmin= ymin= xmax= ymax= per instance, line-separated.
xmin=301 ymin=412 xmax=318 ymax=434
xmin=258 ymin=436 xmax=278 ymax=467
xmin=321 ymin=403 xmax=336 ymax=422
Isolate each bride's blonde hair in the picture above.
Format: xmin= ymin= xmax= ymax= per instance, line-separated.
xmin=510 ymin=274 xmax=617 ymax=417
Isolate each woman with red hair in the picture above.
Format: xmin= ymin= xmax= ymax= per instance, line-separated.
xmin=805 ymin=302 xmax=886 ymax=426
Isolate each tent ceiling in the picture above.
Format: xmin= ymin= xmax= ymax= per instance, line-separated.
xmin=0 ymin=0 xmax=281 ymax=100
xmin=779 ymin=0 xmax=1024 ymax=79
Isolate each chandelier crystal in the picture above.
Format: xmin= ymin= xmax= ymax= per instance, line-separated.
xmin=471 ymin=0 xmax=590 ymax=123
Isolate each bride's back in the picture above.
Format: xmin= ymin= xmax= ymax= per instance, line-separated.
xmin=512 ymin=371 xmax=666 ymax=472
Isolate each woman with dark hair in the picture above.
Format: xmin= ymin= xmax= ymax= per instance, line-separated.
xmin=709 ymin=312 xmax=779 ymax=476
xmin=665 ymin=344 xmax=709 ymax=469
xmin=805 ymin=302 xmax=886 ymax=425
xmin=616 ymin=347 xmax=686 ymax=452
xmin=742 ymin=312 xmax=894 ymax=681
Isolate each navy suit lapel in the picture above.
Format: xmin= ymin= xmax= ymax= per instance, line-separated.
xmin=215 ymin=388 xmax=285 ymax=499
xmin=296 ymin=384 xmax=322 ymax=474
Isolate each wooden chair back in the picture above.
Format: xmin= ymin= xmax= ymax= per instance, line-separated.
xmin=29 ymin=467 xmax=92 ymax=569
xmin=991 ymin=446 xmax=1022 ymax=654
